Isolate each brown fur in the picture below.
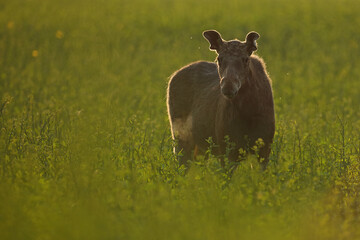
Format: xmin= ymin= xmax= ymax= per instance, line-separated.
xmin=167 ymin=30 xmax=275 ymax=170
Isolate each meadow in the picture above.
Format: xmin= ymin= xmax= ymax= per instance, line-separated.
xmin=0 ymin=0 xmax=360 ymax=239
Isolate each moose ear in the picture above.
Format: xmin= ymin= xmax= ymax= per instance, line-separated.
xmin=245 ymin=31 xmax=260 ymax=55
xmin=203 ymin=30 xmax=224 ymax=52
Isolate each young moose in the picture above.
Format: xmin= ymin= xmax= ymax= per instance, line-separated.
xmin=167 ymin=30 xmax=275 ymax=170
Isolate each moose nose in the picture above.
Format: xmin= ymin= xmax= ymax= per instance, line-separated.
xmin=221 ymin=87 xmax=237 ymax=99
xmin=221 ymin=80 xmax=239 ymax=99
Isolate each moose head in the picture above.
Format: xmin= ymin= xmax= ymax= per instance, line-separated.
xmin=203 ymin=30 xmax=260 ymax=99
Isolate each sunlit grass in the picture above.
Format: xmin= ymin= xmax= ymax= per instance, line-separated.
xmin=0 ymin=0 xmax=359 ymax=239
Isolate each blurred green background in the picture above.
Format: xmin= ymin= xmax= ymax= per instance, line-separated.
xmin=0 ymin=0 xmax=359 ymax=239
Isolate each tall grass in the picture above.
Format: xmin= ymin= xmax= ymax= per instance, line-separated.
xmin=1 ymin=0 xmax=360 ymax=239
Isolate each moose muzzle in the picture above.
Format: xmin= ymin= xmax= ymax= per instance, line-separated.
xmin=221 ymin=78 xmax=240 ymax=99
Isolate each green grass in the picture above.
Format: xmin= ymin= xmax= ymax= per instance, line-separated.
xmin=1 ymin=0 xmax=360 ymax=239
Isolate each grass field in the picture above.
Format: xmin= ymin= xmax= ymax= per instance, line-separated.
xmin=1 ymin=0 xmax=360 ymax=239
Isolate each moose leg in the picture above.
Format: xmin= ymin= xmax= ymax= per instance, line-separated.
xmin=258 ymin=144 xmax=271 ymax=171
xmin=174 ymin=138 xmax=194 ymax=167
xmin=218 ymin=138 xmax=240 ymax=173
xmin=170 ymin=116 xmax=194 ymax=168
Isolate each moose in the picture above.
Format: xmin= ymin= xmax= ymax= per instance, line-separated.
xmin=167 ymin=30 xmax=275 ymax=170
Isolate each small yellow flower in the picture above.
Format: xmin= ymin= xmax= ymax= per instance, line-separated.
xmin=56 ymin=30 xmax=64 ymax=39
xmin=32 ymin=50 xmax=39 ymax=58
xmin=7 ymin=21 xmax=14 ymax=29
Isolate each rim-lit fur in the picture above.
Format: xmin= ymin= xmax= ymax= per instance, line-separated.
xmin=167 ymin=30 xmax=275 ymax=170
